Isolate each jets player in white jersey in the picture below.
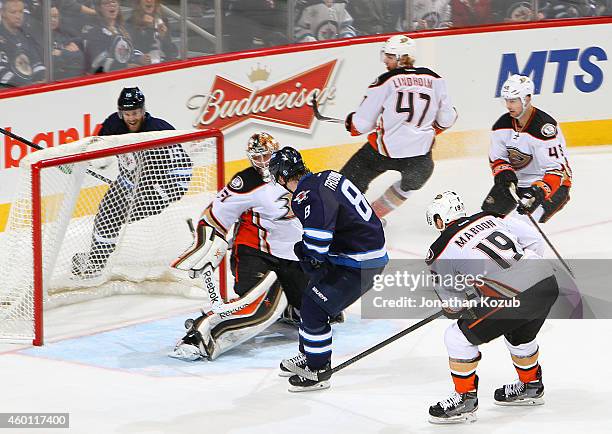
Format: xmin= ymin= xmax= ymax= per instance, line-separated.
xmin=482 ymin=74 xmax=572 ymax=223
xmin=425 ymin=191 xmax=559 ymax=424
xmin=168 ymin=132 xmax=308 ymax=361
xmin=342 ymin=34 xmax=457 ymax=219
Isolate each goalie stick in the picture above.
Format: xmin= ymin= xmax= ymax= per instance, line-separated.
xmin=0 ymin=127 xmax=112 ymax=185
xmin=508 ymin=184 xmax=575 ymax=278
xmin=311 ymin=93 xmax=344 ymax=124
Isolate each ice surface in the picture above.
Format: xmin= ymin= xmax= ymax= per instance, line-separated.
xmin=1 ymin=147 xmax=611 ymax=433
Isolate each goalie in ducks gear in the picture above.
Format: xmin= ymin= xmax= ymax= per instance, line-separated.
xmin=170 ymin=133 xmax=308 ymax=361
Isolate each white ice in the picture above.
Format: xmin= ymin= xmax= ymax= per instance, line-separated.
xmin=1 ymin=146 xmax=611 ymax=434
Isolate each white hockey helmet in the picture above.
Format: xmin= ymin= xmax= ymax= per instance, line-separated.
xmin=247 ymin=132 xmax=280 ymax=182
xmin=382 ymin=35 xmax=416 ymax=64
xmin=500 ymin=74 xmax=534 ymax=117
xmin=426 ymin=191 xmax=467 ymax=231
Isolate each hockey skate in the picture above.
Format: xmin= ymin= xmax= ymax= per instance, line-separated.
xmin=287 ymin=362 xmax=332 ymax=392
xmin=429 ymin=390 xmax=478 ymax=424
xmin=71 ymin=252 xmax=105 ymax=279
xmin=279 ymin=352 xmax=307 ymax=377
xmin=494 ymin=379 xmax=544 ymax=406
xmin=278 ymin=305 xmax=301 ymax=326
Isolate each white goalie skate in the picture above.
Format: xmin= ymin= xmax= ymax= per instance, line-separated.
xmin=168 ymin=315 xmax=215 ymax=361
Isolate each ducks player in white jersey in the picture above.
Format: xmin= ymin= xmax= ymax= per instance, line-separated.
xmin=168 ymin=132 xmax=309 ymax=361
xmin=482 ymin=74 xmax=572 ymax=223
xmin=341 ymin=34 xmax=457 ymax=220
xmin=425 ymin=191 xmax=559 ymax=424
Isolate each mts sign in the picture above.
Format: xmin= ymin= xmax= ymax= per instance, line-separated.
xmin=496 ymin=47 xmax=607 ymax=96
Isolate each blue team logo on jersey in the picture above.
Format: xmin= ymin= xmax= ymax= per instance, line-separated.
xmin=293 ymin=190 xmax=310 ymax=204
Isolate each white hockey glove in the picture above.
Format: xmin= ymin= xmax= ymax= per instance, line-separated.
xmin=171 ymin=222 xmax=228 ymax=279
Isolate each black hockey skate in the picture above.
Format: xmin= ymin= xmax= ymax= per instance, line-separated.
xmin=429 ymin=381 xmax=478 ymax=424
xmin=279 ymin=305 xmax=301 ymax=326
xmin=279 ymin=352 xmax=306 ymax=377
xmin=288 ymin=362 xmax=332 ymax=392
xmin=494 ymin=379 xmax=544 ymax=406
xmin=71 ymin=252 xmax=105 ymax=279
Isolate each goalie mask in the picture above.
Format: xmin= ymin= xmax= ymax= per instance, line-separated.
xmin=500 ymin=74 xmax=534 ymax=119
xmin=381 ymin=35 xmax=416 ymax=66
xmin=426 ymin=191 xmax=467 ymax=231
xmin=247 ymin=132 xmax=280 ymax=182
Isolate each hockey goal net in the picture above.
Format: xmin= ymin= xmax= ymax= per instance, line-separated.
xmin=0 ymin=129 xmax=225 ymax=345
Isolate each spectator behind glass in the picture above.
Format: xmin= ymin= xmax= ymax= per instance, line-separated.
xmin=81 ymin=0 xmax=144 ymax=73
xmin=450 ymin=0 xmax=493 ymax=27
xmin=55 ymin=0 xmax=98 ymax=37
xmin=224 ymin=0 xmax=289 ymax=52
xmin=294 ymin=0 xmax=356 ymax=42
xmin=539 ymin=0 xmax=602 ymax=18
xmin=0 ymin=0 xmax=46 ymax=88
xmin=402 ymin=0 xmax=452 ymax=30
xmin=346 ymin=0 xmax=393 ymax=35
xmin=126 ymin=0 xmax=179 ymax=64
xmin=51 ymin=5 xmax=86 ymax=79
xmin=495 ymin=1 xmax=544 ymax=21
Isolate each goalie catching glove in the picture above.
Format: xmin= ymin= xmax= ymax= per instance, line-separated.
xmin=171 ymin=221 xmax=228 ymax=278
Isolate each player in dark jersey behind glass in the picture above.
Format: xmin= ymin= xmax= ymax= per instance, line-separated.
xmin=72 ymin=86 xmax=192 ymax=278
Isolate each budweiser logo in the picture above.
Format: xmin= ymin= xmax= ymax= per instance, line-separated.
xmin=187 ymin=60 xmax=338 ymax=131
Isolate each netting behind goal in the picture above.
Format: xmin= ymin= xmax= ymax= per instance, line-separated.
xmin=0 ymin=129 xmax=225 ymax=345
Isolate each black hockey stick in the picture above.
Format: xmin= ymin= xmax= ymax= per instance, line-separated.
xmin=327 ymin=310 xmax=444 ymax=376
xmin=285 ymin=310 xmax=444 ymax=381
xmin=311 ymin=93 xmax=344 ymax=124
xmin=509 ymin=185 xmax=575 ymax=278
xmin=0 ymin=127 xmax=112 ymax=185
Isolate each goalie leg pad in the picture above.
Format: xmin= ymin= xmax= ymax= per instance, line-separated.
xmin=207 ymin=277 xmax=287 ymax=360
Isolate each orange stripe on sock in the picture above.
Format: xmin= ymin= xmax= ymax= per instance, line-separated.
xmin=515 ymin=363 xmax=540 ymax=383
xmin=451 ymin=372 xmax=477 ymax=394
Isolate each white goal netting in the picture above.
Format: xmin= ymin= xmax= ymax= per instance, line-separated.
xmin=0 ymin=129 xmax=223 ymax=343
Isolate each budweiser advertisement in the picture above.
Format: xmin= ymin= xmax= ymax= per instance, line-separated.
xmin=188 ymin=60 xmax=338 ymax=133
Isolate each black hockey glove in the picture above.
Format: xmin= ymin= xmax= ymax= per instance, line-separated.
xmin=494 ymin=169 xmax=518 ymax=188
xmin=294 ymin=241 xmax=330 ymax=279
xmin=441 ymin=307 xmax=477 ymax=320
xmin=345 ymin=111 xmax=355 ymax=133
xmin=517 ymin=185 xmax=545 ymax=215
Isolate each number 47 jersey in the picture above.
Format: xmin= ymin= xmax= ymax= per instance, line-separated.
xmin=291 ymin=171 xmax=388 ymax=269
xmin=353 ymin=67 xmax=457 ymax=158
xmin=426 ymin=211 xmax=554 ymax=296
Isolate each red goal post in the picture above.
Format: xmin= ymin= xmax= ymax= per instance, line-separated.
xmin=0 ymin=129 xmax=226 ymax=346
